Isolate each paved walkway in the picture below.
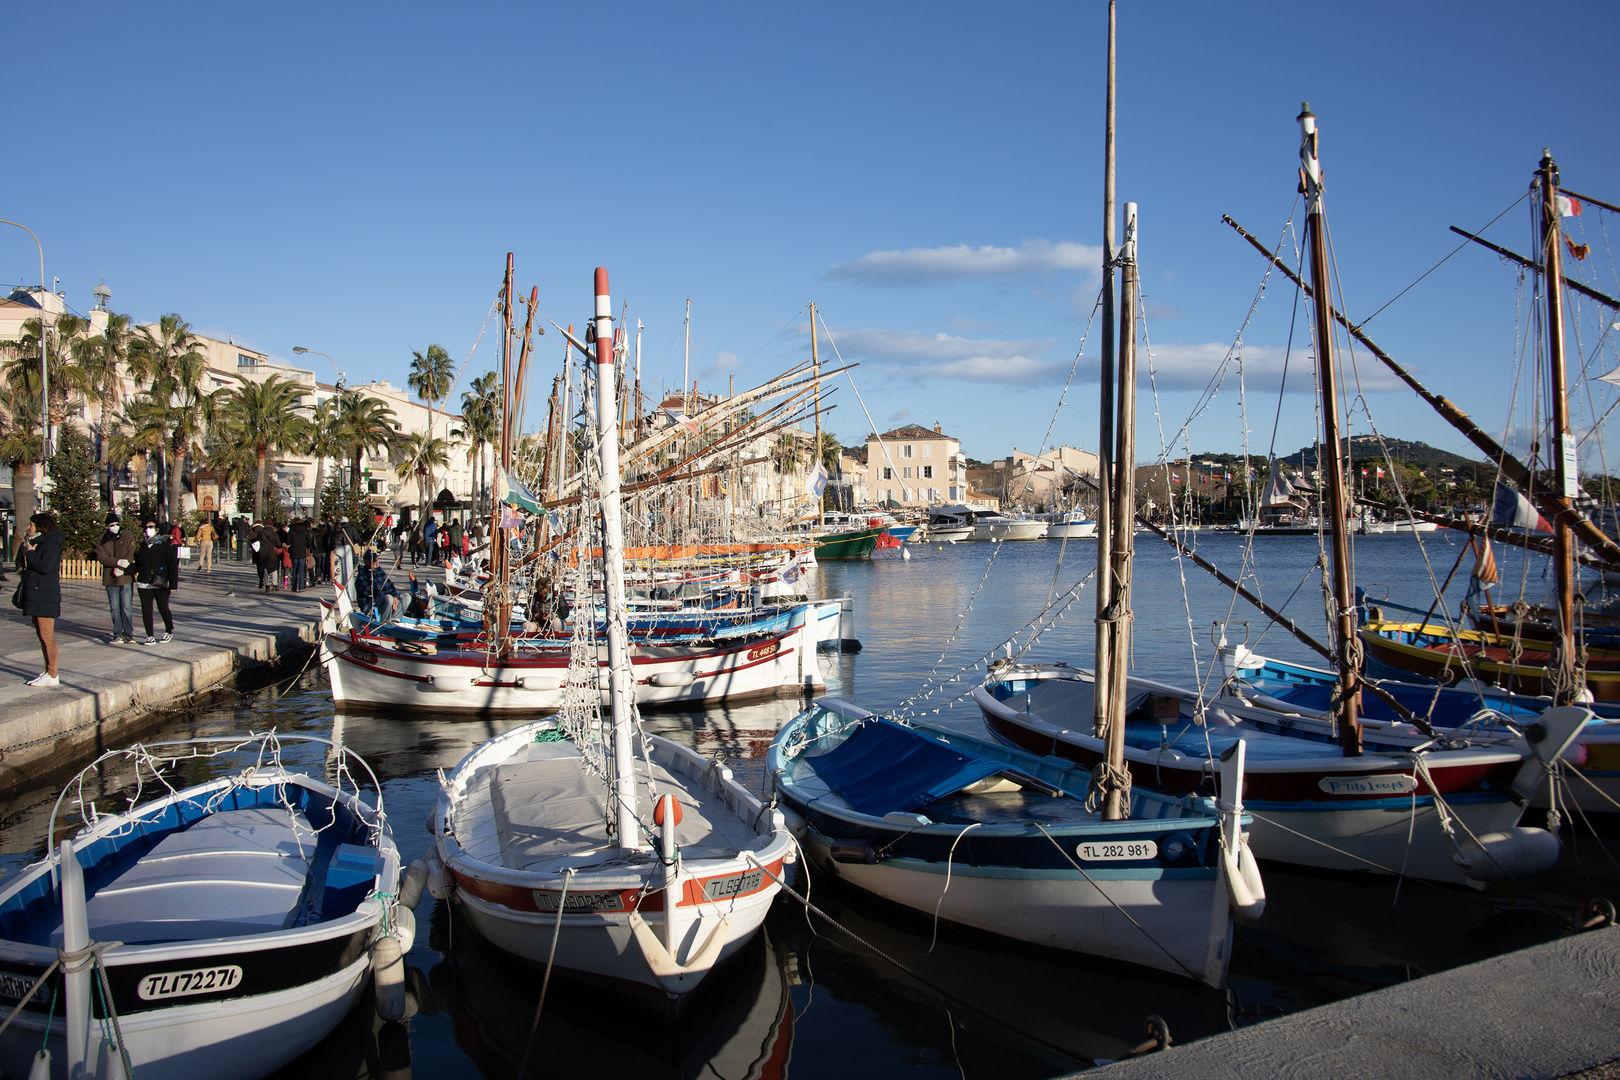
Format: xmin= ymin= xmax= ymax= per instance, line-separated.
xmin=0 ymin=550 xmax=433 ymax=789
xmin=1089 ymin=925 xmax=1620 ymax=1080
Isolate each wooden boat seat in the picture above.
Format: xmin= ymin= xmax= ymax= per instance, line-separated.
xmin=68 ymin=806 xmax=316 ymax=946
xmin=484 ymin=745 xmax=757 ymax=874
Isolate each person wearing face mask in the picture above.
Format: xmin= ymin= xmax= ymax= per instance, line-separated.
xmin=17 ymin=511 xmax=64 ymax=686
xmin=93 ymin=511 xmax=138 ymax=644
xmin=133 ymin=519 xmax=180 ymax=644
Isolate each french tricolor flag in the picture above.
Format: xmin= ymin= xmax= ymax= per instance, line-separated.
xmin=1492 ymin=483 xmax=1552 ymax=533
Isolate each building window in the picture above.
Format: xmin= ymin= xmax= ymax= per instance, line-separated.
xmin=922 ymin=465 xmax=933 ymax=479
xmin=883 ymin=467 xmax=893 ymax=480
xmin=902 ymin=445 xmax=913 ymax=458
xmin=950 ymin=485 xmax=960 ymax=499
xmin=903 ymin=488 xmax=913 ymax=502
xmin=902 ymin=466 xmax=912 ymax=479
xmin=237 ymin=353 xmax=258 ymax=368
xmin=922 ymin=445 xmax=932 ymax=458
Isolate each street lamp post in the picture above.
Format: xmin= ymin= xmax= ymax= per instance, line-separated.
xmin=1 ymin=219 xmax=49 ymax=497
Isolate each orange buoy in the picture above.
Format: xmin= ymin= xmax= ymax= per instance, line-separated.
xmin=654 ymin=795 xmax=684 ymax=827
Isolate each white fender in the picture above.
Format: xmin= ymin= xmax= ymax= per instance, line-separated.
xmin=398 ymin=860 xmax=429 ymax=911
xmin=649 ymin=671 xmax=696 ymax=688
xmin=371 ymin=934 xmax=406 ymax=1022
xmin=1453 ymin=826 xmax=1562 ymax=881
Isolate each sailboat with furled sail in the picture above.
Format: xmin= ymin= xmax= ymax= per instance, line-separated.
xmin=978 ymin=105 xmax=1592 ymax=886
xmin=427 ymin=266 xmax=793 ymax=1013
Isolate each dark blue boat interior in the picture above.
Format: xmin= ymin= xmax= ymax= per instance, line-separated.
xmin=807 ymin=719 xmax=1006 ymax=815
xmin=0 ymin=783 xmax=379 ymax=948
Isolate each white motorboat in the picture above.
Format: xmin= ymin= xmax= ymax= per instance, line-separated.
xmin=769 ymin=698 xmax=1262 ymax=988
xmin=0 ymin=734 xmax=410 ymax=1080
xmin=1036 ymin=511 xmax=1098 ymax=539
xmin=970 ymin=511 xmax=1048 ymax=541
xmin=923 ymin=504 xmax=976 ymax=543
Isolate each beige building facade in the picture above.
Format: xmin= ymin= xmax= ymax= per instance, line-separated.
xmin=865 ymin=422 xmax=968 ymax=507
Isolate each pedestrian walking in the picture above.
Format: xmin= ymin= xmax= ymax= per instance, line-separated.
xmin=448 ymin=516 xmax=464 ymax=557
xmin=16 ymin=511 xmax=64 ymax=686
xmin=168 ymin=521 xmax=183 ymax=547
xmin=422 ymin=515 xmax=439 ymax=566
xmin=234 ymin=515 xmax=251 ymax=562
xmin=252 ymin=520 xmax=280 ymax=590
xmin=408 ymin=523 xmax=422 ymax=567
xmin=288 ymin=517 xmax=310 ymax=592
xmin=93 ymin=511 xmax=137 ymax=644
xmin=195 ymin=517 xmax=218 ymax=573
xmin=392 ymin=519 xmax=407 ymax=569
xmin=134 ymin=519 xmax=179 ymax=644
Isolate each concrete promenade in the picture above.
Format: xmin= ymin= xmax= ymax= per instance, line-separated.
xmin=1091 ymin=925 xmax=1620 ymax=1080
xmin=0 ymin=549 xmax=428 ymax=790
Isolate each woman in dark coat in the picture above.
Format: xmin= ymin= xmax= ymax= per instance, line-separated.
xmin=17 ymin=511 xmax=64 ymax=686
xmin=134 ymin=518 xmax=181 ymax=644
xmin=252 ymin=520 xmax=281 ymax=591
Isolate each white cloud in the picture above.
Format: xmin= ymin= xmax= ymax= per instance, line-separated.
xmin=826 ymin=240 xmax=1104 ymax=286
xmin=887 ymin=408 xmax=911 ymax=423
xmin=701 ymin=350 xmax=740 ymax=378
xmin=830 ymin=327 xmax=1070 ymax=386
xmin=1142 ymin=342 xmax=1403 ymax=393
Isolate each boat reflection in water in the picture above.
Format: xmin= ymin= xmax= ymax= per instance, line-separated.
xmin=435 ymin=902 xmax=792 ymax=1080
xmin=778 ymin=876 xmax=1232 ymax=1072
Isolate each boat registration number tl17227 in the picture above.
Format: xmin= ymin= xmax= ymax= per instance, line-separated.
xmin=1076 ymin=841 xmax=1158 ymax=862
xmin=138 ymin=965 xmax=243 ymax=1001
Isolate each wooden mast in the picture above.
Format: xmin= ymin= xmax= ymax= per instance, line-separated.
xmin=1540 ymin=149 xmax=1578 ymax=704
xmin=1102 ymin=201 xmax=1138 ymax=820
xmin=492 ymin=253 xmax=516 ymax=657
xmin=811 ymin=301 xmax=823 ymax=519
xmin=1297 ymin=104 xmax=1362 ymax=756
xmin=1093 ymin=0 xmax=1119 ymax=754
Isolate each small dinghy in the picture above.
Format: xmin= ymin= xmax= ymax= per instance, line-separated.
xmin=0 ymin=734 xmax=408 ymax=1080
xmin=768 ymin=698 xmax=1264 ymax=989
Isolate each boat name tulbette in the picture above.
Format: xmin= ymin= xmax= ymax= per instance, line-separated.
xmin=138 ymin=965 xmax=243 ymax=1001
xmin=1316 ymin=774 xmax=1418 ymax=796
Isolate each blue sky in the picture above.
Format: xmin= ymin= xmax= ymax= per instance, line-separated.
xmin=7 ymin=1 xmax=1620 ymax=468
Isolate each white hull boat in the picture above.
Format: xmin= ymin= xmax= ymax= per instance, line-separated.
xmin=970 ymin=514 xmax=1048 ymax=541
xmin=768 ymin=699 xmax=1263 ymax=988
xmin=429 ymin=720 xmax=794 ymax=1011
xmin=975 ymin=663 xmax=1588 ymax=887
xmin=322 ymin=616 xmax=822 ymax=714
xmin=0 ymin=735 xmax=408 ymax=1080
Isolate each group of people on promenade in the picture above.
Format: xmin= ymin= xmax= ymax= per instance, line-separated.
xmin=14 ymin=510 xmax=181 ymax=686
xmin=13 ymin=506 xmax=472 ymax=687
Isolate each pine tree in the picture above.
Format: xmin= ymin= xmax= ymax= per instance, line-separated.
xmin=48 ymin=428 xmax=106 ymax=557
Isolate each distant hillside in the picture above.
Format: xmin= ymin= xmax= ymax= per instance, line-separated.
xmin=1278 ymin=437 xmax=1478 ymax=470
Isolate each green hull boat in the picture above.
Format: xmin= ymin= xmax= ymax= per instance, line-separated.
xmin=814 ymin=525 xmax=884 ymax=560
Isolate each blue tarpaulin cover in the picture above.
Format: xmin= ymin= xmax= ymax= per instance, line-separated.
xmin=807 ymin=719 xmax=1007 ymax=816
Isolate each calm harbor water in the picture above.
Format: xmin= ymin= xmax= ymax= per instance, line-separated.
xmin=2 ymin=530 xmax=1613 ymax=1078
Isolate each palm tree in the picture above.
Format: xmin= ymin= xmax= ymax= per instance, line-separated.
xmin=220 ymin=374 xmax=308 ymax=519
xmin=336 ymin=394 xmax=399 ymax=502
xmin=770 ymin=432 xmax=803 ymax=511
xmin=0 ymin=387 xmax=46 ymax=526
xmin=408 ymin=344 xmax=454 ymax=441
xmin=127 ymin=314 xmax=214 ymax=519
xmin=303 ymin=397 xmax=345 ymax=512
xmin=455 ymin=371 xmax=500 ymax=519
xmin=2 ymin=313 xmax=92 ymax=439
xmin=395 ymin=431 xmax=453 ymax=522
xmin=78 ymin=313 xmax=135 ymax=505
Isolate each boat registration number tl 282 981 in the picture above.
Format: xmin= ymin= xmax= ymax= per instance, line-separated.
xmin=138 ymin=965 xmax=243 ymax=1001
xmin=1076 ymin=840 xmax=1158 ymax=862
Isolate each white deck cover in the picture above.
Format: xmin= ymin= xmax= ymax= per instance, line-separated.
xmin=467 ymin=741 xmax=761 ymax=874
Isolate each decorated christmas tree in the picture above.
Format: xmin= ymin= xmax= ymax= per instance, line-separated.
xmin=48 ymin=428 xmax=106 ymax=557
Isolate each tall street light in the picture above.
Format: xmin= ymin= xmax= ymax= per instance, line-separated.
xmin=1 ymin=219 xmax=50 ymax=493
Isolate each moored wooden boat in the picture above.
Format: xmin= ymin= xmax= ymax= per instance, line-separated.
xmin=769 ymin=698 xmax=1262 ymax=988
xmin=0 ymin=734 xmax=407 ymax=1080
